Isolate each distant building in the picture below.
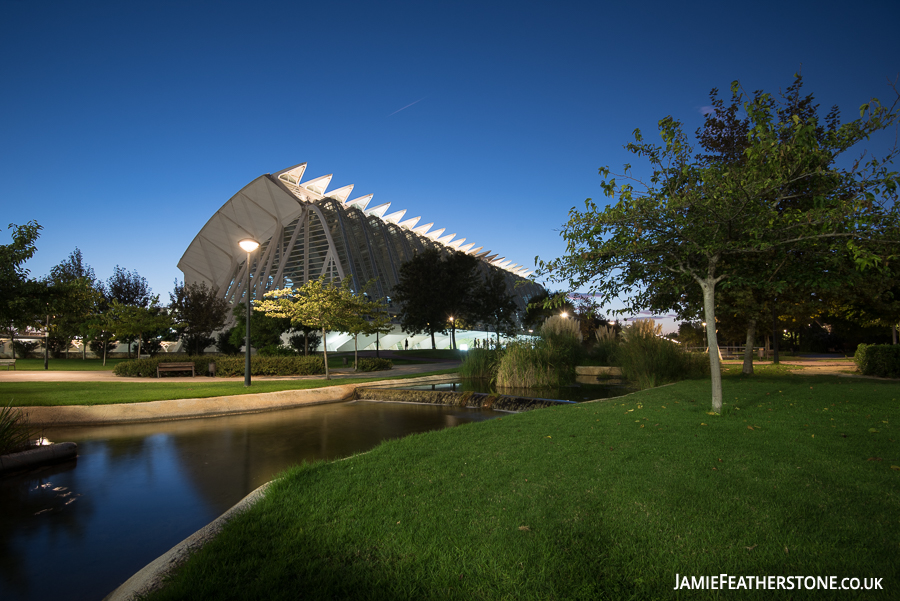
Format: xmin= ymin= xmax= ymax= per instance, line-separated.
xmin=178 ymin=162 xmax=544 ymax=351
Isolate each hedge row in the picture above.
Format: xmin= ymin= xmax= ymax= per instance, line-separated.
xmin=356 ymin=358 xmax=393 ymax=372
xmin=114 ymin=354 xmax=325 ymax=377
xmin=854 ymin=344 xmax=900 ymax=378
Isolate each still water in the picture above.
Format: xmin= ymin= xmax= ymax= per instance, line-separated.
xmin=0 ymin=401 xmax=503 ymax=601
xmin=403 ymin=378 xmax=635 ymax=403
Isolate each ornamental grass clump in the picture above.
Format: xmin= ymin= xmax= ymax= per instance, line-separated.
xmin=0 ymin=403 xmax=35 ymax=455
xmin=458 ymin=347 xmax=501 ymax=380
xmin=616 ymin=319 xmax=708 ymax=389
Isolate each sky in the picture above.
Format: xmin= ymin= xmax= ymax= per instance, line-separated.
xmin=2 ymin=0 xmax=898 ymax=331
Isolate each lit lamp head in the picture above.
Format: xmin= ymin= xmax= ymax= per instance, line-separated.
xmin=560 ymin=312 xmax=568 ymax=318
xmin=239 ymin=239 xmax=260 ymax=253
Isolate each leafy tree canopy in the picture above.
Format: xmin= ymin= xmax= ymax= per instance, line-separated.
xmin=538 ymin=75 xmax=900 ymax=412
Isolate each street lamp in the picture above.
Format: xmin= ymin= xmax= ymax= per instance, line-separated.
xmin=560 ymin=312 xmax=568 ymax=318
xmin=449 ymin=316 xmax=455 ymax=350
xmin=239 ymin=238 xmax=260 ymax=387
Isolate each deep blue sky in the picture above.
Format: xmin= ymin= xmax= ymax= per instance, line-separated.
xmin=2 ymin=0 xmax=898 ymax=323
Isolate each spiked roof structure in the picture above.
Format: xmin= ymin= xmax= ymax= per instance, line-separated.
xmin=178 ymin=162 xmax=541 ymax=317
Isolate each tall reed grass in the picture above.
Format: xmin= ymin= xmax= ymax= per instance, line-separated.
xmin=494 ymin=331 xmax=583 ymax=389
xmin=1 ymin=403 xmax=34 ymax=455
xmin=458 ymin=348 xmax=501 ymax=380
xmin=616 ymin=322 xmax=708 ymax=389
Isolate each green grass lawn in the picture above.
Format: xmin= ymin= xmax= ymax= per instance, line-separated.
xmin=6 ymin=357 xmax=131 ymax=371
xmin=1 ymin=369 xmax=459 ymax=406
xmin=147 ymin=372 xmax=899 ymax=600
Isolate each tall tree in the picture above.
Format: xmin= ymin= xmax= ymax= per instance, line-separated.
xmin=472 ymin=269 xmax=519 ymax=346
xmin=103 ymin=266 xmax=153 ymax=357
xmin=343 ymin=293 xmax=393 ymax=370
xmin=539 ymin=77 xmax=900 ymax=412
xmin=106 ymin=297 xmax=173 ymax=358
xmin=46 ymin=248 xmax=102 ymax=359
xmin=0 ymin=221 xmax=43 ymax=359
xmin=169 ymin=281 xmax=230 ymax=355
xmin=393 ymin=248 xmax=480 ymax=349
xmin=255 ymin=276 xmax=358 ymax=380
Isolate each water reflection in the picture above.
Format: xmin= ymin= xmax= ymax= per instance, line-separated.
xmin=401 ymin=378 xmax=635 ymax=402
xmin=0 ymin=400 xmax=502 ymax=601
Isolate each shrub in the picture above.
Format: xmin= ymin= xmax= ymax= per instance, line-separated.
xmin=356 ymin=358 xmax=393 ymax=372
xmin=616 ymin=323 xmax=708 ymax=390
xmin=258 ymin=345 xmax=296 ymax=357
xmin=113 ymin=354 xmax=325 ymax=377
xmin=216 ymin=329 xmax=241 ymax=355
xmin=1 ymin=403 xmax=34 ymax=455
xmin=12 ymin=340 xmax=40 ymax=359
xmin=854 ymin=343 xmax=900 ymax=377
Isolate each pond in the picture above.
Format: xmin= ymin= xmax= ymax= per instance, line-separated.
xmin=0 ymin=401 xmax=504 ymax=601
xmin=399 ymin=377 xmax=635 ymax=403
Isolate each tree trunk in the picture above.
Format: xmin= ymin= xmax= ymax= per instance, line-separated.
xmin=102 ymin=333 xmax=108 ymax=366
xmin=772 ymin=304 xmax=780 ymax=364
xmin=742 ymin=319 xmax=756 ymax=375
xmin=893 ymin=324 xmax=897 ymax=345
xmin=699 ymin=278 xmax=723 ymax=413
xmin=431 ymin=330 xmax=436 ymax=349
xmin=353 ymin=334 xmax=358 ymax=371
xmin=322 ymin=327 xmax=330 ymax=380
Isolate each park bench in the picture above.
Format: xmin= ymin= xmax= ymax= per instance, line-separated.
xmin=0 ymin=359 xmax=15 ymax=370
xmin=156 ymin=362 xmax=195 ymax=378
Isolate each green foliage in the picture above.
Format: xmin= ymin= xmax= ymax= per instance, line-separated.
xmin=255 ymin=276 xmax=360 ymax=380
xmin=0 ymin=403 xmax=34 ymax=455
xmin=113 ymin=354 xmax=325 ymax=377
xmin=616 ymin=325 xmax=709 ymax=390
xmin=471 ymin=268 xmax=519 ymax=344
xmin=229 ymin=302 xmax=292 ymax=351
xmin=356 ymin=358 xmax=393 ymax=372
xmin=495 ymin=335 xmax=581 ymax=388
xmin=854 ymin=343 xmax=900 ymax=377
xmin=538 ymin=76 xmax=900 ymax=412
xmin=288 ymin=329 xmax=321 ymax=355
xmin=12 ymin=340 xmax=39 ymax=358
xmin=539 ymin=314 xmax=582 ymax=343
xmin=169 ymin=281 xmax=230 ymax=355
xmin=215 ymin=328 xmax=241 ymax=355
xmin=258 ymin=345 xmax=296 ymax=357
xmin=458 ymin=348 xmax=501 ymax=380
xmin=587 ymin=338 xmax=618 ymax=365
xmin=393 ymin=248 xmax=481 ymax=348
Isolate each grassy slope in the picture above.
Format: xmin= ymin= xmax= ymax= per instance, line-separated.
xmin=1 ymin=369 xmax=459 ymax=406
xmin=148 ymin=372 xmax=899 ymax=600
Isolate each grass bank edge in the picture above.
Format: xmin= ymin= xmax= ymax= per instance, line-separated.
xmin=146 ymin=373 xmax=900 ymax=601
xmin=1 ymin=368 xmax=460 ymax=407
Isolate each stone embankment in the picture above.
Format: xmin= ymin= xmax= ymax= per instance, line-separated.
xmin=354 ymin=387 xmax=573 ymax=411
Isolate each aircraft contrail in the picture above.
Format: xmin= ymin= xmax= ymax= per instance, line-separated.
xmin=389 ymin=97 xmax=427 ymax=116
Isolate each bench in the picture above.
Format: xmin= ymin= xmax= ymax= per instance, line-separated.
xmin=157 ymin=362 xmax=195 ymax=378
xmin=0 ymin=359 xmax=15 ymax=370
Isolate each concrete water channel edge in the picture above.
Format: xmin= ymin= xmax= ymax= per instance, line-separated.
xmin=5 ymin=373 xmax=580 ymax=601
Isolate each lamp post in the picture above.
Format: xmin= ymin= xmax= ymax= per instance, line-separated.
xmin=449 ymin=316 xmax=455 ymax=350
xmin=239 ymin=238 xmax=260 ymax=387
